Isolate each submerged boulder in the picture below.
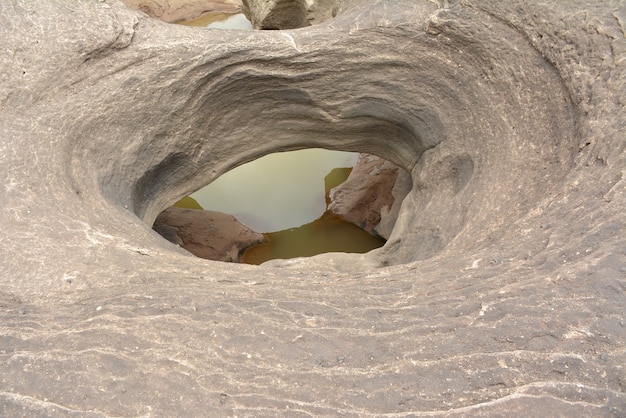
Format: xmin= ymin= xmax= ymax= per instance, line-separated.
xmin=328 ymin=154 xmax=411 ymax=239
xmin=154 ymin=207 xmax=266 ymax=262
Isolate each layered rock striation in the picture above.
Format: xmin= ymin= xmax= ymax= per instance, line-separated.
xmin=0 ymin=0 xmax=624 ymax=415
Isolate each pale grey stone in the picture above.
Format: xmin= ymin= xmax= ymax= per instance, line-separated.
xmin=0 ymin=0 xmax=624 ymax=415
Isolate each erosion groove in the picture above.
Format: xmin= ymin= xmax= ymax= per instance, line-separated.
xmin=0 ymin=0 xmax=624 ymax=416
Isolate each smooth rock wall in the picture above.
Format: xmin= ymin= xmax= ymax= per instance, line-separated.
xmin=0 ymin=0 xmax=624 ymax=415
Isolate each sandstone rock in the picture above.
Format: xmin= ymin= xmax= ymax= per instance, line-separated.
xmin=121 ymin=0 xmax=242 ymax=22
xmin=0 ymin=0 xmax=624 ymax=415
xmin=242 ymin=0 xmax=309 ymax=29
xmin=153 ymin=207 xmax=266 ymax=262
xmin=328 ymin=154 xmax=411 ymax=239
xmin=242 ymin=0 xmax=339 ymax=28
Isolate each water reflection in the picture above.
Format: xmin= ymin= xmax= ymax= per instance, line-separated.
xmin=179 ymin=13 xmax=252 ymax=30
xmin=191 ymin=149 xmax=358 ymax=232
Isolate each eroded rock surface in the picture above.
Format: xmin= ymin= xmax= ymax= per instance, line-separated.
xmin=0 ymin=0 xmax=624 ymax=416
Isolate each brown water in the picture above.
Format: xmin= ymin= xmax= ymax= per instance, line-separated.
xmin=241 ymin=212 xmax=385 ymax=265
xmin=171 ymin=150 xmax=387 ymax=264
xmin=171 ymin=185 xmax=385 ymax=265
xmin=173 ymin=196 xmax=203 ymax=210
xmin=240 ymin=164 xmax=385 ymax=264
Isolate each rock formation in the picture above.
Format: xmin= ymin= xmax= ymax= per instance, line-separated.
xmin=242 ymin=0 xmax=309 ymax=29
xmin=328 ymin=153 xmax=412 ymax=239
xmin=242 ymin=0 xmax=339 ymax=28
xmin=153 ymin=207 xmax=266 ymax=262
xmin=0 ymin=0 xmax=624 ymax=415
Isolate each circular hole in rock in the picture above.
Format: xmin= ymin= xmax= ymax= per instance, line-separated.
xmin=152 ymin=149 xmax=411 ymax=264
xmin=123 ymin=0 xmax=416 ymax=264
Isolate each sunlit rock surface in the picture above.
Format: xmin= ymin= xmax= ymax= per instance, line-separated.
xmin=0 ymin=0 xmax=624 ymax=415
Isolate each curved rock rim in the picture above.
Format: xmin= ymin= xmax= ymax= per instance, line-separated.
xmin=0 ymin=0 xmax=624 ymax=415
xmin=62 ymin=0 xmax=580 ymax=269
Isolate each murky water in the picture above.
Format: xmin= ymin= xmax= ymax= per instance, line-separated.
xmin=241 ymin=212 xmax=385 ymax=265
xmin=173 ymin=196 xmax=203 ymax=210
xmin=191 ymin=149 xmax=358 ymax=232
xmin=176 ymin=149 xmax=386 ymax=264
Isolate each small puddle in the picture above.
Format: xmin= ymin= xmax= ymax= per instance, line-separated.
xmin=241 ymin=212 xmax=385 ymax=265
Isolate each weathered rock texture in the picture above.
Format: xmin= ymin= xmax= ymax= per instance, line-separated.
xmin=0 ymin=0 xmax=625 ymax=416
xmin=242 ymin=0 xmax=340 ymax=29
xmin=328 ymin=153 xmax=412 ymax=239
xmin=153 ymin=207 xmax=266 ymax=262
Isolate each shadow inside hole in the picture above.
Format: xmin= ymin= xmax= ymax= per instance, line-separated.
xmin=242 ymin=0 xmax=310 ymax=30
xmin=152 ymin=150 xmax=410 ymax=264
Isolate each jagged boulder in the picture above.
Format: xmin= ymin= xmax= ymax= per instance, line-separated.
xmin=328 ymin=154 xmax=412 ymax=239
xmin=242 ymin=0 xmax=309 ymax=29
xmin=153 ymin=207 xmax=266 ymax=262
xmin=241 ymin=0 xmax=340 ymax=29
